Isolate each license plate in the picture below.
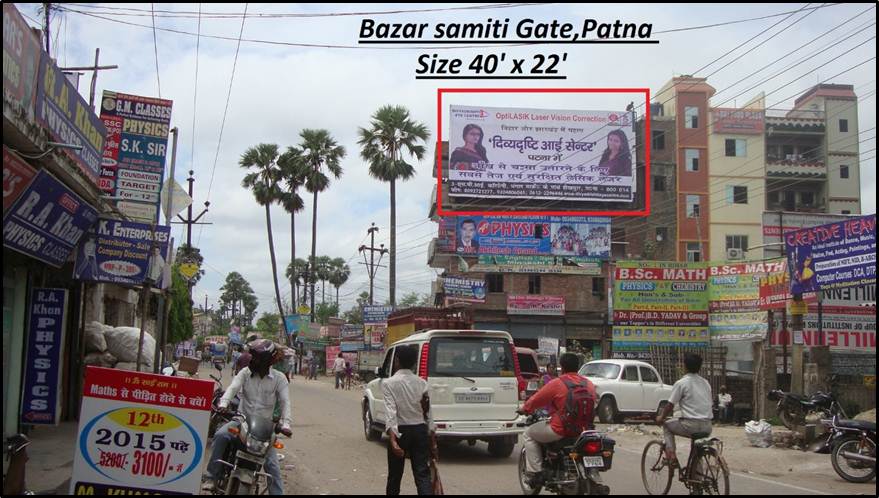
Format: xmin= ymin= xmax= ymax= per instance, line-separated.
xmin=455 ymin=393 xmax=491 ymax=403
xmin=582 ymin=456 xmax=604 ymax=468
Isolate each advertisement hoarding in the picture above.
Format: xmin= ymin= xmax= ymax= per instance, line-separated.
xmin=711 ymin=108 xmax=764 ymax=135
xmin=70 ymin=367 xmax=212 ymax=495
xmin=762 ymin=212 xmax=852 ymax=258
xmin=363 ymin=305 xmax=394 ymax=325
xmin=3 ymin=169 xmax=99 ymax=267
xmin=448 ymin=105 xmax=636 ymax=202
xmin=73 ymin=219 xmax=171 ymax=285
xmin=3 ymin=3 xmax=42 ymax=120
xmin=769 ymin=305 xmax=875 ymax=351
xmin=785 ymin=215 xmax=876 ymax=294
xmin=507 ymin=295 xmax=565 ymax=316
xmin=20 ymin=288 xmax=68 ymax=425
xmin=707 ymin=261 xmax=784 ymax=341
xmin=3 ymin=146 xmax=38 ymax=211
xmin=443 ymin=276 xmax=486 ymax=303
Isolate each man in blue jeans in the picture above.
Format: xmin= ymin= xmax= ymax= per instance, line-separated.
xmin=202 ymin=340 xmax=291 ymax=494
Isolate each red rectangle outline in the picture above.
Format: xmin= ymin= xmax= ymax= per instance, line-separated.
xmin=436 ymin=88 xmax=650 ymax=217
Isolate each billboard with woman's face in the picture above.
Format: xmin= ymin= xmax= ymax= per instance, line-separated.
xmin=448 ymin=105 xmax=636 ymax=202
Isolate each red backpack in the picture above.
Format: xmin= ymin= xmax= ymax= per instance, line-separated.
xmin=559 ymin=377 xmax=596 ymax=437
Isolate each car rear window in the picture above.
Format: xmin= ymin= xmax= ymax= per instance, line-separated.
xmin=580 ymin=363 xmax=621 ymax=379
xmin=429 ymin=337 xmax=515 ymax=378
xmin=518 ymin=353 xmax=538 ymax=375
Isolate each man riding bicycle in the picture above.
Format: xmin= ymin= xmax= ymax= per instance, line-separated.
xmin=202 ymin=339 xmax=292 ymax=494
xmin=517 ymin=353 xmax=597 ymax=486
xmin=655 ymin=352 xmax=713 ymax=468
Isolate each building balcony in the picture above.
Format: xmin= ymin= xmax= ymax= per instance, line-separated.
xmin=765 ymin=112 xmax=825 ymax=135
xmin=765 ymin=159 xmax=826 ymax=178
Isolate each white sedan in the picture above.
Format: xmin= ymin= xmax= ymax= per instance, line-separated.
xmin=579 ymin=360 xmax=674 ymax=423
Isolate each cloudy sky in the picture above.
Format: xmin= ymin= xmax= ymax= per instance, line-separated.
xmin=19 ymin=3 xmax=876 ymax=317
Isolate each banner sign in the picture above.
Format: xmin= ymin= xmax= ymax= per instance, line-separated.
xmin=363 ymin=305 xmax=394 ymax=325
xmin=707 ymin=261 xmax=784 ymax=341
xmin=758 ymin=259 xmax=818 ymax=310
xmin=20 ymin=288 xmax=68 ymax=425
xmin=341 ymin=341 xmax=364 ymax=352
xmin=100 ymin=91 xmax=173 ymax=223
xmin=785 ymin=215 xmax=876 ymax=294
xmin=3 ymin=3 xmax=42 ymax=120
xmin=537 ymin=337 xmax=559 ymax=355
xmin=439 ymin=216 xmax=611 ymax=257
xmin=762 ymin=212 xmax=852 ymax=258
xmin=325 ymin=346 xmax=341 ymax=371
xmin=35 ymin=52 xmax=107 ymax=183
xmin=769 ymin=305 xmax=875 ymax=351
xmin=443 ymin=276 xmax=486 ymax=303
xmin=448 ymin=105 xmax=636 ymax=202
xmin=3 ymin=146 xmax=38 ymax=211
xmin=283 ymin=314 xmax=309 ymax=336
xmin=507 ymin=295 xmax=565 ymax=316
xmin=340 ymin=324 xmax=364 ymax=340
xmin=73 ymin=219 xmax=171 ymax=285
xmin=612 ymin=327 xmax=710 ymax=352
xmin=711 ymin=108 xmax=764 ymax=135
xmin=365 ymin=324 xmax=387 ymax=347
xmin=70 ymin=367 xmax=212 ymax=495
xmin=3 ymin=169 xmax=98 ymax=267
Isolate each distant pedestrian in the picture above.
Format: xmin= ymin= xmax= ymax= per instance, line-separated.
xmin=333 ymin=353 xmax=346 ymax=389
xmin=717 ymin=386 xmax=732 ymax=424
xmin=308 ymin=355 xmax=319 ymax=380
xmin=345 ymin=361 xmax=354 ymax=390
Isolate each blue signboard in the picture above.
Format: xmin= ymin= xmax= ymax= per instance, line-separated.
xmin=35 ymin=52 xmax=107 ymax=183
xmin=3 ymin=169 xmax=98 ymax=267
xmin=21 ymin=288 xmax=68 ymax=425
xmin=440 ymin=216 xmax=611 ymax=258
xmin=341 ymin=324 xmax=364 ymax=339
xmin=786 ymin=214 xmax=876 ymax=294
xmin=341 ymin=341 xmax=365 ymax=352
xmin=363 ymin=305 xmax=394 ymax=325
xmin=284 ymin=314 xmax=310 ymax=336
xmin=444 ymin=276 xmax=487 ymax=302
xmin=72 ymin=218 xmax=171 ymax=285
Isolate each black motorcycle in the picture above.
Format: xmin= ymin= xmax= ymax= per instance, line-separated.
xmin=516 ymin=410 xmax=615 ymax=495
xmin=208 ymin=367 xmax=239 ymax=438
xmin=812 ymin=414 xmax=876 ymax=483
xmin=767 ymin=389 xmax=846 ymax=430
xmin=212 ymin=413 xmax=289 ymax=495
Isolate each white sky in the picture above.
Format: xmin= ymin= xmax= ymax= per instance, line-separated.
xmin=20 ymin=3 xmax=876 ymax=317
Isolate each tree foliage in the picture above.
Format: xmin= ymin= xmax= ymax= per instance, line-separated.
xmin=316 ymin=302 xmax=340 ymax=325
xmin=342 ymin=292 xmax=371 ymax=324
xmin=168 ymin=266 xmax=194 ymax=344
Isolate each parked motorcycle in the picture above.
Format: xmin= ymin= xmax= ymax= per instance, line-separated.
xmin=812 ymin=414 xmax=876 ymax=483
xmin=767 ymin=388 xmax=846 ymax=430
xmin=516 ymin=410 xmax=614 ymax=495
xmin=212 ymin=413 xmax=289 ymax=495
xmin=208 ymin=368 xmax=239 ymax=438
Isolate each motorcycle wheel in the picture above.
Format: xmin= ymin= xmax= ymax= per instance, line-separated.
xmin=831 ymin=435 xmax=877 ymax=483
xmin=518 ymin=448 xmax=542 ymax=495
xmin=778 ymin=408 xmax=803 ymax=431
xmin=227 ymin=477 xmax=252 ymax=495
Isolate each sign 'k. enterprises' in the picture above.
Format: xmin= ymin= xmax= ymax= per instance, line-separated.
xmin=70 ymin=366 xmax=213 ymax=495
xmin=100 ymin=91 xmax=173 ymax=223
xmin=448 ymin=105 xmax=636 ymax=202
xmin=72 ymin=218 xmax=171 ymax=285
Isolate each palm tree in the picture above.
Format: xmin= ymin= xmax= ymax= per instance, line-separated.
xmin=240 ymin=143 xmax=288 ymax=333
xmin=357 ymin=105 xmax=430 ymax=306
xmin=315 ymin=255 xmax=332 ymax=304
xmin=285 ymin=258 xmax=309 ymax=312
xmin=288 ymin=129 xmax=346 ymax=322
xmin=328 ymin=257 xmax=351 ymax=306
xmin=278 ymin=151 xmax=308 ymax=308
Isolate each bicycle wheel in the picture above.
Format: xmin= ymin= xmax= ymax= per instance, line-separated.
xmin=692 ymin=448 xmax=730 ymax=495
xmin=641 ymin=440 xmax=673 ymax=495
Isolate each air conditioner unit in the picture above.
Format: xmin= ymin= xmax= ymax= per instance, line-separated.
xmin=726 ymin=248 xmax=744 ymax=260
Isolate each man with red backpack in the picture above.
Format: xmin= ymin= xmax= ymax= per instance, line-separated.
xmin=518 ymin=353 xmax=596 ymax=485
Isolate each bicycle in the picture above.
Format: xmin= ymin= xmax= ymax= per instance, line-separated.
xmin=641 ymin=431 xmax=730 ymax=495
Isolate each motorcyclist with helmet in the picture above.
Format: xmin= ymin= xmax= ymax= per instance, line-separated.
xmin=202 ymin=339 xmax=292 ymax=494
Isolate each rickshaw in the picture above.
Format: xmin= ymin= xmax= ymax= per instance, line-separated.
xmin=210 ymin=342 xmax=227 ymax=369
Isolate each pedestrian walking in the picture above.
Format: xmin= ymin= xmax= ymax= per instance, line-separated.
xmin=333 ymin=353 xmax=346 ymax=389
xmin=382 ymin=345 xmax=437 ymax=496
xmin=345 ymin=361 xmax=354 ymax=390
xmin=308 ymin=355 xmax=319 ymax=380
xmin=717 ymin=385 xmax=733 ymax=424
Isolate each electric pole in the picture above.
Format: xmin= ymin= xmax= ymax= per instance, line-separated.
xmin=172 ymin=170 xmax=211 ymax=249
xmin=359 ymin=223 xmax=388 ymax=305
xmin=59 ymin=48 xmax=118 ymax=111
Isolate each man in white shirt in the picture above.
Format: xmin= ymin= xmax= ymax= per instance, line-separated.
xmin=333 ymin=352 xmax=347 ymax=389
xmin=382 ymin=345 xmax=437 ymax=495
xmin=203 ymin=340 xmax=291 ymax=494
xmin=655 ymin=352 xmax=713 ymax=467
xmin=717 ymin=385 xmax=732 ymax=424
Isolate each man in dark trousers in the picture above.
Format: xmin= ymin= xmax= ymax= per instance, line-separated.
xmin=382 ymin=345 xmax=437 ymax=495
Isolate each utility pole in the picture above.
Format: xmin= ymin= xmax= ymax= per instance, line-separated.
xmin=59 ymin=48 xmax=118 ymax=111
xmin=172 ymin=171 xmax=211 ymax=249
xmin=359 ymin=223 xmax=388 ymax=305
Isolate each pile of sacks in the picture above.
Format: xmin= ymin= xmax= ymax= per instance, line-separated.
xmin=83 ymin=321 xmax=155 ymax=371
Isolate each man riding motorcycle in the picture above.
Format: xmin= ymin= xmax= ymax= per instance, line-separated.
xmin=202 ymin=339 xmax=292 ymax=495
xmin=517 ymin=353 xmax=597 ymax=486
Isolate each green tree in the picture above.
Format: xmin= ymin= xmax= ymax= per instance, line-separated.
xmin=358 ymin=105 xmax=430 ymax=306
xmin=288 ymin=130 xmax=346 ymax=322
xmin=316 ymin=302 xmax=340 ymax=325
xmin=240 ymin=143 xmax=289 ymax=334
xmin=398 ymin=291 xmax=422 ymax=308
xmin=242 ymin=293 xmax=259 ymax=329
xmin=168 ymin=266 xmax=194 ymax=345
xmin=342 ymin=291 xmax=371 ymax=324
xmin=286 ymin=258 xmax=310 ymax=311
xmin=256 ymin=312 xmax=281 ymax=335
xmin=328 ymin=257 xmax=351 ymax=306
xmin=277 ymin=152 xmax=308 ymax=308
xmin=315 ymin=255 xmax=333 ymax=305
xmin=219 ymin=272 xmax=255 ymax=321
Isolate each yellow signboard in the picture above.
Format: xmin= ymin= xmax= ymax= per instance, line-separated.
xmin=179 ymin=262 xmax=200 ymax=280
xmin=789 ymin=300 xmax=808 ymax=315
xmin=865 ymin=375 xmax=876 ymax=388
xmin=297 ymin=305 xmax=311 ymax=315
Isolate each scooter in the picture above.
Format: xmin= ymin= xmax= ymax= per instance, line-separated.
xmin=516 ymin=410 xmax=615 ymax=495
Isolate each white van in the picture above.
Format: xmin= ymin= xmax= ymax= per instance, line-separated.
xmin=362 ymin=330 xmax=524 ymax=458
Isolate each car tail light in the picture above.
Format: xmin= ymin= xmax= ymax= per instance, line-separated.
xmin=519 ymin=390 xmax=527 ymax=401
xmin=584 ymin=440 xmax=601 ymax=455
xmin=419 ymin=343 xmax=430 ymax=380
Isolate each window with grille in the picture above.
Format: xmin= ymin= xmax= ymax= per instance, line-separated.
xmin=685 ymin=149 xmax=699 ymax=171
xmin=686 ymin=243 xmax=702 ymax=262
xmin=685 ymin=106 xmax=699 ymax=129
xmin=726 ymin=235 xmax=748 ymax=251
xmin=528 ymin=275 xmax=541 ymax=295
xmin=839 ymin=119 xmax=848 ymax=133
xmin=652 ymin=130 xmax=665 ymax=150
xmin=486 ymin=274 xmax=504 ymax=293
xmin=725 ymin=139 xmax=746 ymax=157
xmin=687 ymin=195 xmax=701 ymax=218
xmin=840 ymin=165 xmax=849 ymax=179
xmin=653 ymin=175 xmax=666 ymax=191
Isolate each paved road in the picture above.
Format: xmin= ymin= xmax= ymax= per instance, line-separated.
xmin=272 ymin=377 xmax=872 ymax=495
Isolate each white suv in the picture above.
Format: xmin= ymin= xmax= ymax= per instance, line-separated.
xmin=362 ymin=330 xmax=524 ymax=458
xmin=579 ymin=360 xmax=674 ymax=423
